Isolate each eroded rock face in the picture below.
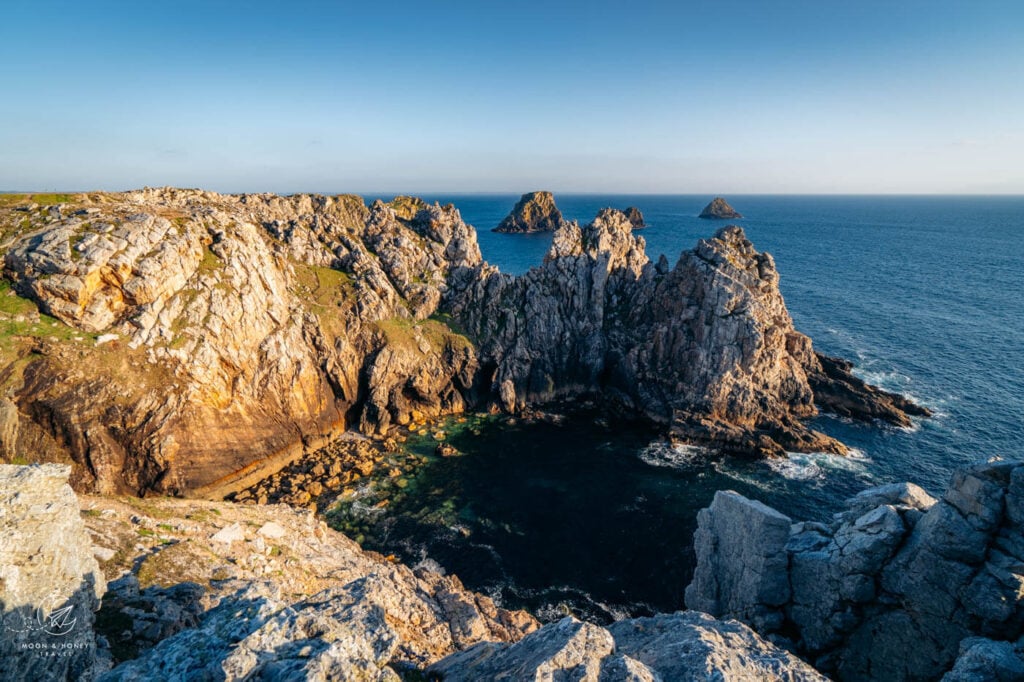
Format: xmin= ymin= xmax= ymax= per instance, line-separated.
xmin=0 ymin=464 xmax=107 ymax=682
xmin=451 ymin=217 xmax=915 ymax=456
xmin=429 ymin=612 xmax=827 ymax=681
xmin=493 ymin=191 xmax=567 ymax=233
xmin=699 ymin=197 xmax=743 ymax=219
xmin=0 ymin=190 xmax=482 ymax=495
xmin=0 ymin=189 xmax=922 ymax=495
xmin=686 ymin=459 xmax=1024 ymax=681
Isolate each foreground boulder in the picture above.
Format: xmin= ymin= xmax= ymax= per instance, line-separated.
xmin=493 ymin=191 xmax=567 ymax=233
xmin=699 ymin=197 xmax=743 ymax=219
xmin=686 ymin=459 xmax=1024 ymax=681
xmin=429 ymin=612 xmax=827 ymax=681
xmin=0 ymin=464 xmax=107 ymax=681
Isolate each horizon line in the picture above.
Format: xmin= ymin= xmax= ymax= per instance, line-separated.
xmin=3 ymin=188 xmax=1024 ymax=198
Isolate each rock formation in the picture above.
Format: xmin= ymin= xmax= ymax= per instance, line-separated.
xmin=699 ymin=197 xmax=743 ymax=219
xmin=493 ymin=191 xmax=567 ymax=233
xmin=686 ymin=459 xmax=1024 ymax=681
xmin=449 ymin=216 xmax=922 ymax=457
xmin=0 ymin=464 xmax=108 ymax=681
xmin=622 ymin=205 xmax=645 ymax=228
xmin=0 ymin=189 xmax=923 ymax=495
xmin=429 ymin=611 xmax=826 ymax=681
xmin=0 ymin=463 xmax=832 ymax=680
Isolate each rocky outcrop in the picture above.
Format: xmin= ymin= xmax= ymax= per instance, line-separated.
xmin=449 ymin=216 xmax=920 ymax=457
xmin=80 ymin=490 xmax=538 ymax=673
xmin=429 ymin=612 xmax=827 ymax=681
xmin=622 ymin=206 xmax=645 ymax=228
xmin=0 ymin=189 xmax=922 ymax=495
xmin=0 ymin=464 xmax=108 ymax=681
xmin=686 ymin=459 xmax=1024 ymax=681
xmin=699 ymin=197 xmax=743 ymax=219
xmin=0 ymin=189 xmax=482 ymax=495
xmin=493 ymin=191 xmax=567 ymax=233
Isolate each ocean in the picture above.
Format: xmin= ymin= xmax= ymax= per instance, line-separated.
xmin=341 ymin=194 xmax=1024 ymax=621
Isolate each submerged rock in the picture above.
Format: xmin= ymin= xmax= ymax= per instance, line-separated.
xmin=493 ymin=191 xmax=566 ymax=233
xmin=686 ymin=459 xmax=1024 ymax=681
xmin=699 ymin=197 xmax=743 ymax=219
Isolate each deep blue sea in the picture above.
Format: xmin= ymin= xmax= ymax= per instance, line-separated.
xmin=344 ymin=194 xmax=1024 ymax=621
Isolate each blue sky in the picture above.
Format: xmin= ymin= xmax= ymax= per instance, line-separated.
xmin=2 ymin=1 xmax=1022 ymax=193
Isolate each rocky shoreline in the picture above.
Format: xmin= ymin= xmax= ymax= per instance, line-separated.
xmin=3 ymin=457 xmax=1021 ymax=680
xmin=0 ymin=189 xmax=925 ymax=496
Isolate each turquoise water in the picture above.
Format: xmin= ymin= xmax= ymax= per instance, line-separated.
xmin=350 ymin=195 xmax=1024 ymax=620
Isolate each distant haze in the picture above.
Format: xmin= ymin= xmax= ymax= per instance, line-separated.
xmin=2 ymin=1 xmax=1022 ymax=194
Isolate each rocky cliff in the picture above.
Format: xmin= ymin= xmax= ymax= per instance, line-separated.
xmin=0 ymin=190 xmax=922 ymax=495
xmin=0 ymin=463 xmax=825 ymax=681
xmin=448 ymin=215 xmax=922 ymax=456
xmin=686 ymin=459 xmax=1024 ymax=681
xmin=493 ymin=191 xmax=567 ymax=233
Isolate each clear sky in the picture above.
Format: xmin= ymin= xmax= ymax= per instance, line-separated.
xmin=2 ymin=0 xmax=1022 ymax=194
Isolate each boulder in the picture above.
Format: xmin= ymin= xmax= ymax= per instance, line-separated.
xmin=685 ymin=491 xmax=792 ymax=632
xmin=0 ymin=464 xmax=107 ymax=681
xmin=686 ymin=459 xmax=1024 ymax=681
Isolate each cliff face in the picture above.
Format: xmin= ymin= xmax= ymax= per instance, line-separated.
xmin=686 ymin=459 xmax=1024 ymax=681
xmin=0 ymin=190 xmax=920 ymax=495
xmin=449 ymin=214 xmax=912 ymax=456
xmin=0 ymin=190 xmax=481 ymax=495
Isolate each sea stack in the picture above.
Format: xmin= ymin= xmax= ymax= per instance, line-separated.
xmin=493 ymin=191 xmax=566 ymax=233
xmin=699 ymin=197 xmax=742 ymax=220
xmin=622 ymin=206 xmax=645 ymax=228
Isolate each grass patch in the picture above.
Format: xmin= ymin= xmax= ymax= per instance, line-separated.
xmin=389 ymin=195 xmax=428 ymax=220
xmin=197 ymin=246 xmax=222 ymax=275
xmin=374 ymin=317 xmax=474 ymax=354
xmin=0 ymin=280 xmax=85 ymax=363
xmin=291 ymin=262 xmax=357 ymax=336
xmin=0 ymin=193 xmax=75 ymax=207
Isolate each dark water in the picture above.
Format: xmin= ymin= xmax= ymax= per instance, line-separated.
xmin=341 ymin=194 xmax=1024 ymax=620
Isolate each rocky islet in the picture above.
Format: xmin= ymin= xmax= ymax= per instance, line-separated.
xmin=699 ymin=196 xmax=743 ymax=219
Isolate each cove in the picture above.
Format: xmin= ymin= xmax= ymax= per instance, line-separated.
xmin=326 ymin=410 xmax=883 ymax=622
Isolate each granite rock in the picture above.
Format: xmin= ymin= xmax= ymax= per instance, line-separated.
xmin=430 ymin=612 xmax=827 ymax=681
xmin=622 ymin=206 xmax=646 ymax=228
xmin=686 ymin=459 xmax=1024 ymax=681
xmin=0 ymin=464 xmax=108 ymax=681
